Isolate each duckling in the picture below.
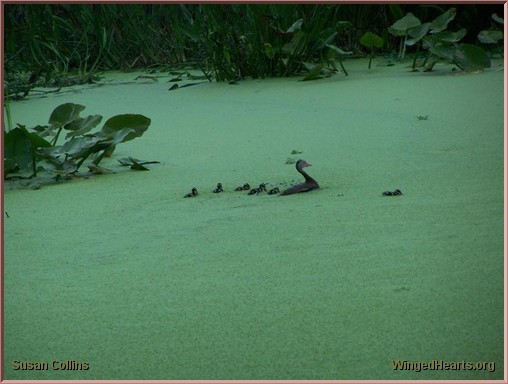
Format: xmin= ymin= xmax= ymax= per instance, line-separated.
xmin=268 ymin=187 xmax=280 ymax=195
xmin=382 ymin=189 xmax=402 ymax=196
xmin=235 ymin=183 xmax=250 ymax=191
xmin=213 ymin=183 xmax=223 ymax=193
xmin=248 ymin=183 xmax=267 ymax=195
xmin=184 ymin=188 xmax=198 ymax=198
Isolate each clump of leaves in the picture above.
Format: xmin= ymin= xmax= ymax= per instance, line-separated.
xmin=388 ymin=8 xmax=491 ymax=72
xmin=477 ymin=13 xmax=504 ymax=57
xmin=4 ymin=103 xmax=153 ymax=186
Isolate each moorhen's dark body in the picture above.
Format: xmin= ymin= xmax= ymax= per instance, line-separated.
xmin=280 ymin=159 xmax=319 ymax=196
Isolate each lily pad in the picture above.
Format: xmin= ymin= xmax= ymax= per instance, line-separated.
xmin=4 ymin=126 xmax=52 ymax=174
xmin=433 ymin=29 xmax=467 ymax=44
xmin=428 ymin=43 xmax=456 ymax=61
xmin=388 ymin=13 xmax=421 ymax=36
xmin=64 ymin=115 xmax=103 ymax=138
xmin=429 ymin=8 xmax=456 ymax=34
xmin=454 ymin=44 xmax=491 ymax=71
xmin=406 ymin=23 xmax=430 ymax=46
xmin=98 ymin=114 xmax=151 ymax=143
xmin=360 ymin=32 xmax=384 ymax=49
xmin=48 ymin=103 xmax=86 ymax=128
xmin=478 ymin=30 xmax=504 ymax=44
xmin=4 ymin=127 xmax=33 ymax=172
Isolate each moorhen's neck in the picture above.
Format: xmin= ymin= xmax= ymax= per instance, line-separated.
xmin=296 ymin=161 xmax=317 ymax=184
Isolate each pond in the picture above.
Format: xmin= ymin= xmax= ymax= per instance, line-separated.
xmin=4 ymin=58 xmax=504 ymax=380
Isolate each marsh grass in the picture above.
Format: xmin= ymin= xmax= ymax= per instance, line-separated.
xmin=4 ymin=4 xmax=502 ymax=96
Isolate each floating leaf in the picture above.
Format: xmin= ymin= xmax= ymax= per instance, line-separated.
xmin=88 ymin=164 xmax=113 ymax=174
xmin=117 ymin=157 xmax=159 ymax=170
xmin=360 ymin=32 xmax=384 ymax=49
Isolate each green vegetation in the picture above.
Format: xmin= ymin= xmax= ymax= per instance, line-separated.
xmin=360 ymin=32 xmax=384 ymax=69
xmin=4 ymin=4 xmax=502 ymax=95
xmin=4 ymin=103 xmax=152 ymax=186
xmin=388 ymin=8 xmax=496 ymax=72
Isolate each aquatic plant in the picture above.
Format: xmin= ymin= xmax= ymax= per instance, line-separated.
xmin=4 ymin=103 xmax=152 ymax=185
xmin=4 ymin=4 xmax=500 ymax=89
xmin=360 ymin=32 xmax=384 ymax=69
xmin=389 ymin=8 xmax=491 ymax=72
xmin=477 ymin=13 xmax=504 ymax=58
xmin=388 ymin=12 xmax=421 ymax=60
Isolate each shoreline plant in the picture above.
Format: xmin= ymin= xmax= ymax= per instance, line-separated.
xmin=4 ymin=103 xmax=152 ymax=187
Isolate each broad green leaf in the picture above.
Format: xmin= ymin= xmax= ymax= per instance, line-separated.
xmin=64 ymin=115 xmax=103 ymax=138
xmin=27 ymin=130 xmax=52 ymax=148
xmin=4 ymin=127 xmax=33 ymax=171
xmin=433 ymin=29 xmax=466 ymax=43
xmin=56 ymin=136 xmax=103 ymax=158
xmin=430 ymin=8 xmax=456 ymax=33
xmin=48 ymin=103 xmax=86 ymax=128
xmin=454 ymin=44 xmax=491 ymax=71
xmin=360 ymin=32 xmax=384 ymax=49
xmin=388 ymin=13 xmax=421 ymax=36
xmin=99 ymin=114 xmax=151 ymax=143
xmin=429 ymin=43 xmax=456 ymax=61
xmin=406 ymin=23 xmax=430 ymax=46
xmin=478 ymin=30 xmax=504 ymax=44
